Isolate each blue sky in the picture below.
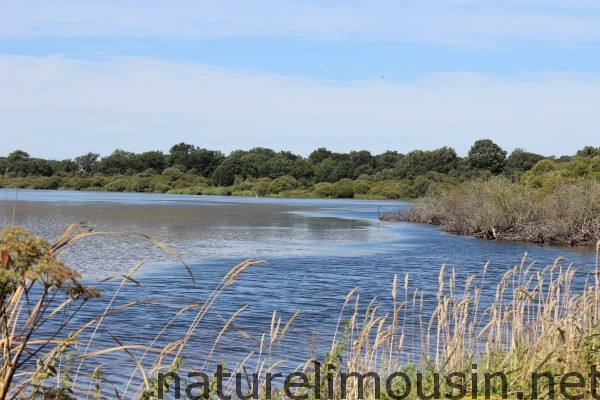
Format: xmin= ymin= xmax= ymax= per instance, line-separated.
xmin=1 ymin=1 xmax=599 ymax=159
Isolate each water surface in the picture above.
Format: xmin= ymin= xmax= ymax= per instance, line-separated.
xmin=2 ymin=189 xmax=597 ymax=395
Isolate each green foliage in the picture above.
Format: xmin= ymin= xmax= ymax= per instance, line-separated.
xmin=335 ymin=178 xmax=355 ymax=198
xmin=504 ymin=148 xmax=545 ymax=175
xmin=135 ymin=150 xmax=166 ymax=174
xmin=314 ymin=158 xmax=339 ymax=183
xmin=98 ymin=149 xmax=137 ymax=175
xmin=161 ymin=166 xmax=185 ymax=182
xmin=352 ymin=179 xmax=372 ymax=195
xmin=29 ymin=176 xmax=63 ymax=190
xmin=467 ymin=139 xmax=507 ymax=174
xmin=5 ymin=141 xmax=600 ymax=200
xmin=522 ymin=156 xmax=600 ymax=192
xmin=313 ymin=182 xmax=340 ymax=198
xmin=104 ymin=177 xmax=129 ymax=192
xmin=211 ymin=157 xmax=238 ymax=186
xmin=7 ymin=150 xmax=30 ymax=163
xmin=575 ymin=145 xmax=600 ymax=158
xmin=374 ymin=150 xmax=403 ymax=170
xmin=308 ymin=147 xmax=332 ymax=164
xmin=268 ymin=175 xmax=298 ymax=194
xmin=368 ymin=180 xmax=410 ymax=199
xmin=75 ymin=152 xmax=100 ymax=173
xmin=396 ymin=147 xmax=457 ymax=179
xmin=5 ymin=150 xmax=32 ymax=176
xmin=528 ymin=158 xmax=557 ymax=175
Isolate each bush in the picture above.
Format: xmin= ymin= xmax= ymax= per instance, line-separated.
xmin=335 ymin=179 xmax=355 ymax=198
xmin=153 ymin=181 xmax=172 ymax=193
xmin=126 ymin=177 xmax=155 ymax=192
xmin=313 ymin=182 xmax=340 ymax=198
xmin=104 ymin=178 xmax=129 ymax=192
xmin=268 ymin=175 xmax=297 ymax=194
xmin=161 ymin=166 xmax=185 ymax=182
xmin=368 ymin=180 xmax=410 ymax=199
xmin=30 ymin=176 xmax=63 ymax=190
xmin=352 ymin=179 xmax=372 ymax=194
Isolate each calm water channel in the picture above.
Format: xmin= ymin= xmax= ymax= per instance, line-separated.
xmin=2 ymin=189 xmax=597 ymax=394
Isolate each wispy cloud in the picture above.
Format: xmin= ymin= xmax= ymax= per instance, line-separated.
xmin=1 ymin=55 xmax=598 ymax=158
xmin=2 ymin=1 xmax=600 ymax=46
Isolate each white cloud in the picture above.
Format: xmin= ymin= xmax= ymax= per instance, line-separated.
xmin=0 ymin=55 xmax=598 ymax=159
xmin=2 ymin=1 xmax=600 ymax=46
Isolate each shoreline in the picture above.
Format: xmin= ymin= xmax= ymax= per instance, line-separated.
xmin=0 ymin=185 xmax=402 ymax=201
xmin=379 ymin=211 xmax=600 ymax=248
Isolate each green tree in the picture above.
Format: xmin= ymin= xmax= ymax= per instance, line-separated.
xmin=135 ymin=151 xmax=167 ymax=173
xmin=348 ymin=150 xmax=374 ymax=177
xmin=467 ymin=139 xmax=507 ymax=174
xmin=374 ymin=151 xmax=403 ymax=171
xmin=505 ymin=148 xmax=545 ymax=175
xmin=268 ymin=155 xmax=295 ymax=178
xmin=331 ymin=154 xmax=354 ymax=180
xmin=308 ymin=148 xmax=332 ymax=165
xmin=240 ymin=152 xmax=270 ymax=177
xmin=167 ymin=142 xmax=195 ymax=171
xmin=55 ymin=159 xmax=79 ymax=174
xmin=212 ymin=158 xmax=238 ymax=186
xmin=247 ymin=147 xmax=276 ymax=157
xmin=396 ymin=147 xmax=457 ymax=179
xmin=7 ymin=150 xmax=30 ymax=163
xmin=98 ymin=150 xmax=137 ymax=175
xmin=75 ymin=152 xmax=100 ymax=173
xmin=168 ymin=143 xmax=226 ymax=177
xmin=28 ymin=159 xmax=54 ymax=176
xmin=211 ymin=153 xmax=256 ymax=186
xmin=575 ymin=146 xmax=600 ymax=158
xmin=291 ymin=158 xmax=314 ymax=180
xmin=193 ymin=148 xmax=225 ymax=177
xmin=6 ymin=150 xmax=30 ymax=176
xmin=314 ymin=158 xmax=339 ymax=183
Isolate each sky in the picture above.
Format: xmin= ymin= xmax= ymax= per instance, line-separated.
xmin=1 ymin=1 xmax=599 ymax=160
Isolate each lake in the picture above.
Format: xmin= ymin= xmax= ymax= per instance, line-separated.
xmin=2 ymin=189 xmax=597 ymax=396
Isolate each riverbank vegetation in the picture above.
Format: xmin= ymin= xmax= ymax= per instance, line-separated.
xmin=2 ymin=224 xmax=600 ymax=399
xmin=1 ymin=139 xmax=585 ymax=200
xmin=382 ymin=151 xmax=600 ymax=245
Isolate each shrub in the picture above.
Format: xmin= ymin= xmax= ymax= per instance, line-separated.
xmin=335 ymin=178 xmax=355 ymax=198
xmin=104 ymin=178 xmax=129 ymax=192
xmin=268 ymin=175 xmax=297 ymax=194
xmin=161 ymin=166 xmax=185 ymax=182
xmin=313 ymin=182 xmax=340 ymax=198
xmin=30 ymin=176 xmax=63 ymax=190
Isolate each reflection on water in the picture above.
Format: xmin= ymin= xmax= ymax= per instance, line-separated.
xmin=2 ymin=190 xmax=598 ymax=394
xmin=3 ymin=190 xmax=405 ymax=278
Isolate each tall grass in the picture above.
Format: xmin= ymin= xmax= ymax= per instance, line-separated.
xmin=0 ymin=224 xmax=300 ymax=399
xmin=2 ymin=224 xmax=600 ymax=399
xmin=324 ymin=251 xmax=600 ymax=399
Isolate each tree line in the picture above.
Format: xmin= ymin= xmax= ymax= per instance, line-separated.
xmin=1 ymin=140 xmax=598 ymax=199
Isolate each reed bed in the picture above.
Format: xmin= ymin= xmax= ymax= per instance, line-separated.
xmin=321 ymin=251 xmax=600 ymax=400
xmin=2 ymin=224 xmax=599 ymax=399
